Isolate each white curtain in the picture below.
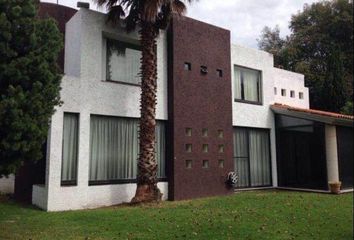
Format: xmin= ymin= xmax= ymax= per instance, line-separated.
xmin=89 ymin=116 xmax=166 ymax=181
xmin=61 ymin=113 xmax=79 ymax=182
xmin=106 ymin=39 xmax=141 ymax=85
xmin=234 ymin=128 xmax=249 ymax=187
xmin=243 ymin=68 xmax=259 ymax=102
xmin=249 ymin=130 xmax=271 ymax=187
xmin=233 ymin=128 xmax=271 ymax=188
xmin=234 ymin=67 xmax=242 ymax=100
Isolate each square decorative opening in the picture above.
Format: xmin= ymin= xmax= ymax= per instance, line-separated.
xmin=184 ymin=62 xmax=191 ymax=71
xmin=186 ymin=128 xmax=192 ymax=137
xmin=217 ymin=69 xmax=223 ymax=77
xmin=186 ymin=144 xmax=192 ymax=153
xmin=218 ymin=130 xmax=224 ymax=138
xmin=218 ymin=145 xmax=224 ymax=153
xmin=218 ymin=159 xmax=224 ymax=168
xmin=202 ymin=128 xmax=208 ymax=137
xmin=290 ymin=90 xmax=295 ymax=98
xmin=299 ymin=92 xmax=304 ymax=99
xmin=202 ymin=160 xmax=209 ymax=169
xmin=281 ymin=89 xmax=286 ymax=96
xmin=274 ymin=87 xmax=277 ymax=95
xmin=202 ymin=144 xmax=209 ymax=153
xmin=201 ymin=66 xmax=208 ymax=74
xmin=186 ymin=160 xmax=192 ymax=169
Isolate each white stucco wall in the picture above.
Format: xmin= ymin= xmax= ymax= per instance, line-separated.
xmin=0 ymin=174 xmax=14 ymax=194
xmin=32 ymin=8 xmax=168 ymax=211
xmin=231 ymin=44 xmax=309 ymax=188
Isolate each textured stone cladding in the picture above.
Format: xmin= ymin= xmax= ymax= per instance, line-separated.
xmin=168 ymin=16 xmax=234 ymax=200
xmin=38 ymin=3 xmax=77 ymax=71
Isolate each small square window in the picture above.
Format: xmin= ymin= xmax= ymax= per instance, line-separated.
xmin=218 ymin=159 xmax=224 ymax=168
xmin=201 ymin=66 xmax=208 ymax=74
xmin=186 ymin=144 xmax=192 ymax=153
xmin=202 ymin=160 xmax=209 ymax=169
xmin=218 ymin=130 xmax=224 ymax=138
xmin=202 ymin=144 xmax=209 ymax=153
xmin=186 ymin=160 xmax=192 ymax=169
xmin=184 ymin=62 xmax=191 ymax=71
xmin=274 ymin=87 xmax=277 ymax=95
xmin=217 ymin=69 xmax=223 ymax=77
xmin=299 ymin=92 xmax=304 ymax=99
xmin=218 ymin=145 xmax=224 ymax=153
xmin=290 ymin=90 xmax=295 ymax=98
xmin=202 ymin=128 xmax=208 ymax=137
xmin=281 ymin=89 xmax=286 ymax=97
xmin=186 ymin=128 xmax=192 ymax=137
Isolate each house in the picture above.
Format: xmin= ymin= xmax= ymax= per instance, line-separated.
xmin=1 ymin=2 xmax=352 ymax=211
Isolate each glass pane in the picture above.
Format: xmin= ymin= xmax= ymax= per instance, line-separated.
xmin=89 ymin=116 xmax=166 ymax=181
xmin=249 ymin=130 xmax=271 ymax=187
xmin=61 ymin=113 xmax=79 ymax=182
xmin=242 ymin=68 xmax=259 ymax=102
xmin=234 ymin=67 xmax=242 ymax=99
xmin=106 ymin=39 xmax=141 ymax=85
xmin=234 ymin=128 xmax=250 ymax=187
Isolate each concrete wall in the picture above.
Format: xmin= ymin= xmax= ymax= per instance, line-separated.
xmin=0 ymin=175 xmax=14 ymax=194
xmin=32 ymin=8 xmax=168 ymax=211
xmin=231 ymin=44 xmax=309 ymax=188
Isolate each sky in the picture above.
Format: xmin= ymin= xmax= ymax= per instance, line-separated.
xmin=41 ymin=0 xmax=321 ymax=48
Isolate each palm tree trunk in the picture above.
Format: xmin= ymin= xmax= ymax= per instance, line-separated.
xmin=131 ymin=22 xmax=162 ymax=203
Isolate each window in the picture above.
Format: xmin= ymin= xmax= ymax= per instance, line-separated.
xmin=186 ymin=160 xmax=193 ymax=169
xmin=202 ymin=160 xmax=209 ymax=169
xmin=290 ymin=90 xmax=295 ymax=98
xmin=184 ymin=62 xmax=191 ymax=71
xmin=202 ymin=144 xmax=209 ymax=153
xmin=233 ymin=128 xmax=271 ymax=188
xmin=61 ymin=113 xmax=79 ymax=185
xmin=274 ymin=87 xmax=277 ymax=95
xmin=185 ymin=128 xmax=192 ymax=136
xmin=218 ymin=159 xmax=224 ymax=168
xmin=106 ymin=38 xmax=141 ymax=85
xmin=202 ymin=128 xmax=208 ymax=137
xmin=217 ymin=69 xmax=223 ymax=77
xmin=234 ymin=66 xmax=262 ymax=104
xmin=89 ymin=116 xmax=166 ymax=183
xmin=281 ymin=89 xmax=286 ymax=96
xmin=299 ymin=92 xmax=304 ymax=99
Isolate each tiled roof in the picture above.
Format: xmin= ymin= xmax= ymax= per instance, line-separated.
xmin=272 ymin=103 xmax=354 ymax=121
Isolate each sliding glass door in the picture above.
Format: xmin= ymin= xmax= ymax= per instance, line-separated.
xmin=233 ymin=127 xmax=271 ymax=188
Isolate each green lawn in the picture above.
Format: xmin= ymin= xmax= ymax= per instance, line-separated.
xmin=0 ymin=191 xmax=352 ymax=240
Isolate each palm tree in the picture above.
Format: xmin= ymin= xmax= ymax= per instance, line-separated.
xmin=95 ymin=0 xmax=193 ymax=203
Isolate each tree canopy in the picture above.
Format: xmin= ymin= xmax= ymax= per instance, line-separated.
xmin=258 ymin=0 xmax=353 ymax=114
xmin=0 ymin=0 xmax=62 ymax=176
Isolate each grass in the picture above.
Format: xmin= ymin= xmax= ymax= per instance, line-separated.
xmin=0 ymin=190 xmax=353 ymax=240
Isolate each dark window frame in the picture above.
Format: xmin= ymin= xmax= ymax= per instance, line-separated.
xmin=105 ymin=38 xmax=142 ymax=86
xmin=88 ymin=114 xmax=168 ymax=186
xmin=61 ymin=112 xmax=80 ymax=187
xmin=234 ymin=65 xmax=263 ymax=105
xmin=233 ymin=127 xmax=273 ymax=189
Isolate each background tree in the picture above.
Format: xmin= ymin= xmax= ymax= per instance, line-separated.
xmin=258 ymin=0 xmax=353 ymax=113
xmin=95 ymin=0 xmax=193 ymax=203
xmin=0 ymin=0 xmax=62 ymax=176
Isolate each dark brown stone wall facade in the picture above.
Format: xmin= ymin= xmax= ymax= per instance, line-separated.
xmin=167 ymin=17 xmax=234 ymax=200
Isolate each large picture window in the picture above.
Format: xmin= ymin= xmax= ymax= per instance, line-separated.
xmin=233 ymin=127 xmax=271 ymax=188
xmin=61 ymin=113 xmax=79 ymax=185
xmin=106 ymin=38 xmax=141 ymax=85
xmin=89 ymin=115 xmax=166 ymax=184
xmin=234 ymin=66 xmax=262 ymax=104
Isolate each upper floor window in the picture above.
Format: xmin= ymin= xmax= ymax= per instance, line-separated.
xmin=234 ymin=66 xmax=262 ymax=104
xmin=106 ymin=38 xmax=141 ymax=85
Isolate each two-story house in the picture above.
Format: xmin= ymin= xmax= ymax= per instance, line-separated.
xmin=1 ymin=2 xmax=352 ymax=211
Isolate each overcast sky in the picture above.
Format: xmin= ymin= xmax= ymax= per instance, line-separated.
xmin=41 ymin=0 xmax=321 ymax=48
